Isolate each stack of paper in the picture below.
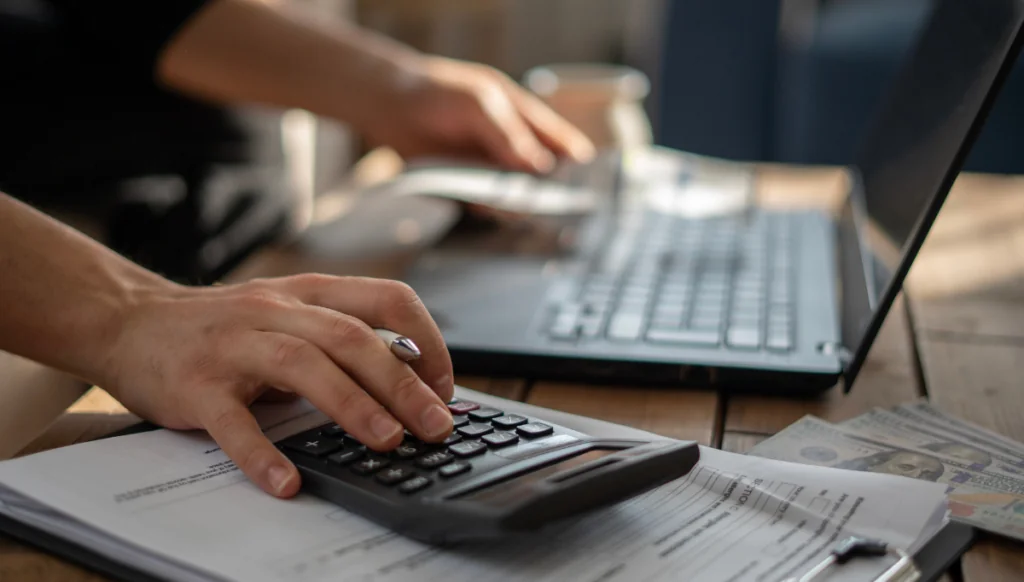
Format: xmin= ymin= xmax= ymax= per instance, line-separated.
xmin=0 ymin=388 xmax=949 ymax=582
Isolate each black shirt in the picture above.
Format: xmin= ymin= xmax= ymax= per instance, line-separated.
xmin=0 ymin=0 xmax=292 ymax=284
xmin=0 ymin=0 xmax=283 ymax=191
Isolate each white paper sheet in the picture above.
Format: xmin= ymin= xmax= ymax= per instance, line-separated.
xmin=0 ymin=387 xmax=948 ymax=582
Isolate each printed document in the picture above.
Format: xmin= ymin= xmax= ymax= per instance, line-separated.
xmin=0 ymin=388 xmax=948 ymax=582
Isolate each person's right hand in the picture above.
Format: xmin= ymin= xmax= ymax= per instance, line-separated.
xmin=95 ymin=274 xmax=455 ymax=498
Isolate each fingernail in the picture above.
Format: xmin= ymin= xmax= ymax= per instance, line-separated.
xmin=268 ymin=465 xmax=294 ymax=496
xmin=420 ymin=404 xmax=453 ymax=438
xmin=572 ymin=139 xmax=596 ymax=161
xmin=534 ymin=150 xmax=556 ymax=173
xmin=371 ymin=412 xmax=403 ymax=442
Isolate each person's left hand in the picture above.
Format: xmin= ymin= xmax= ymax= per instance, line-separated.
xmin=364 ymin=56 xmax=596 ymax=174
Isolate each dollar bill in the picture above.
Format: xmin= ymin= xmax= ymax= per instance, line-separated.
xmin=749 ymin=415 xmax=1024 ymax=541
xmin=839 ymin=408 xmax=1024 ymax=479
xmin=895 ymin=402 xmax=1024 ymax=456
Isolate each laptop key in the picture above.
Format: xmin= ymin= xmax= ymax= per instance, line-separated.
xmin=608 ymin=314 xmax=644 ymax=341
xmin=766 ymin=332 xmax=793 ymax=352
xmin=726 ymin=328 xmax=761 ymax=350
xmin=647 ymin=328 xmax=720 ymax=347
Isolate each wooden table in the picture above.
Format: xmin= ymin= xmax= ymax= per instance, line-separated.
xmin=2 ymin=161 xmax=1022 ymax=581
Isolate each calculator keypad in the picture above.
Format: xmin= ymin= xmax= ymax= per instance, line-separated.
xmin=457 ymin=423 xmax=494 ymax=439
xmin=449 ymin=440 xmax=487 ymax=458
xmin=279 ymin=400 xmax=581 ymax=499
xmin=481 ymin=431 xmax=519 ymax=448
xmin=280 ymin=437 xmax=341 ymax=457
xmin=376 ymin=466 xmax=415 ymax=485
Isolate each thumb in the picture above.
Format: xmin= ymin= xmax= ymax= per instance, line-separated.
xmin=201 ymin=395 xmax=301 ymax=498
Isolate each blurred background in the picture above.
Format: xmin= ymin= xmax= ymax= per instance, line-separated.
xmin=303 ymin=0 xmax=1024 ymax=201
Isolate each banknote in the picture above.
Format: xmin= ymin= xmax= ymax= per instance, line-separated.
xmin=749 ymin=416 xmax=1024 ymax=541
xmin=839 ymin=408 xmax=1024 ymax=479
xmin=895 ymin=402 xmax=1024 ymax=456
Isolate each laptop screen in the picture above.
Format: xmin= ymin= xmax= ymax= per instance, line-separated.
xmin=840 ymin=0 xmax=1024 ymax=388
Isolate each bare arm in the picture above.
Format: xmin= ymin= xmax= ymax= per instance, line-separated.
xmin=156 ymin=0 xmax=420 ymax=138
xmin=0 ymin=192 xmax=455 ymax=497
xmin=156 ymin=0 xmax=594 ymax=171
xmin=0 ymin=193 xmax=171 ymax=382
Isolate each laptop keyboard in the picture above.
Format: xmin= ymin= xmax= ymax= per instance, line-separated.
xmin=545 ymin=212 xmax=796 ymax=352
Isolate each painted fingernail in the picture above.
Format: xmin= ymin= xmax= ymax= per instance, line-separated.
xmin=371 ymin=412 xmax=403 ymax=442
xmin=268 ymin=464 xmax=295 ymax=496
xmin=420 ymin=404 xmax=453 ymax=438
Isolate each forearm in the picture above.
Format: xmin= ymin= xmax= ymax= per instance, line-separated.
xmin=156 ymin=0 xmax=425 ymax=134
xmin=0 ymin=194 xmax=178 ymax=384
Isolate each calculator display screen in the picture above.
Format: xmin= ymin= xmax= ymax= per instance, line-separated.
xmin=458 ymin=449 xmax=620 ymax=506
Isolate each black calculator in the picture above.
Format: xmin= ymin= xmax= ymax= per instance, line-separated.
xmin=276 ymin=397 xmax=700 ymax=543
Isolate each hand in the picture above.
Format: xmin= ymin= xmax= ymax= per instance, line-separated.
xmin=365 ymin=56 xmax=596 ymax=173
xmin=98 ymin=274 xmax=455 ymax=498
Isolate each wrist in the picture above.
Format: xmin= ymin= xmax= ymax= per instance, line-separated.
xmin=73 ymin=266 xmax=185 ymax=392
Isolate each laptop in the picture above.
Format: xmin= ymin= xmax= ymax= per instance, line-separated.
xmin=402 ymin=0 xmax=1024 ymax=395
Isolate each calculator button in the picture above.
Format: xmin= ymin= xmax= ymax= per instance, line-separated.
xmin=457 ymin=423 xmax=495 ymax=439
xmin=441 ymin=433 xmax=463 ymax=446
xmin=449 ymin=440 xmax=487 ymax=458
xmin=392 ymin=442 xmax=424 ymax=459
xmin=343 ymin=434 xmax=364 ymax=447
xmin=398 ymin=476 xmax=433 ymax=494
xmin=327 ymin=449 xmax=364 ymax=466
xmin=452 ymin=415 xmax=470 ymax=428
xmin=448 ymin=401 xmax=480 ymax=415
xmin=320 ymin=424 xmax=346 ymax=437
xmin=281 ymin=437 xmax=342 ymax=458
xmin=439 ymin=461 xmax=472 ymax=478
xmin=516 ymin=423 xmax=554 ymax=439
xmin=468 ymin=407 xmax=503 ymax=421
xmin=351 ymin=457 xmax=390 ymax=475
xmin=376 ymin=467 xmax=416 ymax=486
xmin=416 ymin=451 xmax=454 ymax=469
xmin=481 ymin=431 xmax=520 ymax=448
xmin=491 ymin=414 xmax=528 ymax=430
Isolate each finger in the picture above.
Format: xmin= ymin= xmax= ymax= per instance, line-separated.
xmin=253 ymin=303 xmax=453 ymax=442
xmin=200 ymin=394 xmax=301 ymax=498
xmin=507 ymin=81 xmax=596 ymax=163
xmin=267 ymin=275 xmax=455 ymax=403
xmin=472 ymin=85 xmax=556 ymax=173
xmin=228 ymin=330 xmax=406 ymax=451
